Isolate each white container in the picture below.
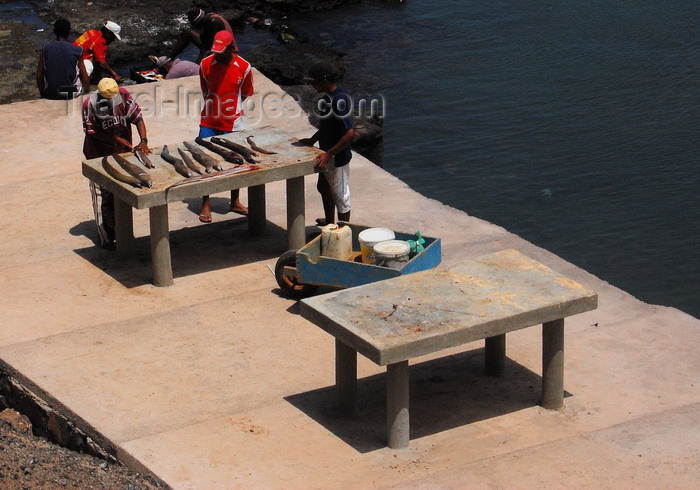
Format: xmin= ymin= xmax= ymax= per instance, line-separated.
xmin=320 ymin=223 xmax=352 ymax=259
xmin=358 ymin=227 xmax=395 ymax=264
xmin=373 ymin=240 xmax=411 ymax=269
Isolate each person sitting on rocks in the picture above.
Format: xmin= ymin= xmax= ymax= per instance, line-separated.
xmin=73 ymin=21 xmax=123 ymax=82
xmin=168 ymin=7 xmax=233 ymax=63
xmin=36 ymin=18 xmax=90 ymax=99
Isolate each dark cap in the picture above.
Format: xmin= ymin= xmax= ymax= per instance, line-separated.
xmin=305 ymin=62 xmax=337 ymax=83
xmin=188 ymin=8 xmax=206 ymax=24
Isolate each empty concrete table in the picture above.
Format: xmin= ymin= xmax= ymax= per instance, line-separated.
xmin=82 ymin=126 xmax=321 ymax=286
xmin=300 ymin=249 xmax=598 ymax=448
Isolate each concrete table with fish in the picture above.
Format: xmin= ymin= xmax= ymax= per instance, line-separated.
xmin=300 ymin=249 xmax=598 ymax=448
xmin=82 ymin=125 xmax=322 ymax=286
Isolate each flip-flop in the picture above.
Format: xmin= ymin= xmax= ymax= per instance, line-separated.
xmin=199 ymin=213 xmax=212 ymax=223
xmin=230 ymin=208 xmax=248 ymax=216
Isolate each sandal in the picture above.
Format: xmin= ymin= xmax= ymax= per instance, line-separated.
xmin=199 ymin=213 xmax=212 ymax=223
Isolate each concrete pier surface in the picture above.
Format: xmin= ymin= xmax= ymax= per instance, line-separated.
xmin=1 ymin=73 xmax=698 ymax=488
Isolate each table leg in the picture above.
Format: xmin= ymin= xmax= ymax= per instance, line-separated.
xmin=247 ymin=184 xmax=266 ymax=236
xmin=335 ymin=339 xmax=357 ymax=415
xmin=541 ymin=318 xmax=565 ymax=409
xmin=286 ymin=176 xmax=306 ymax=250
xmin=387 ymin=360 xmax=410 ymax=449
xmin=485 ymin=333 xmax=506 ymax=376
xmin=114 ymin=197 xmax=134 ymax=257
xmin=149 ymin=204 xmax=173 ymax=287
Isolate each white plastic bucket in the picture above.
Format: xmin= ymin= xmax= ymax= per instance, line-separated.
xmin=373 ymin=240 xmax=410 ymax=269
xmin=358 ymin=228 xmax=395 ymax=264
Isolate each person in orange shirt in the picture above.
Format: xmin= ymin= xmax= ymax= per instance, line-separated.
xmin=73 ymin=21 xmax=123 ymax=82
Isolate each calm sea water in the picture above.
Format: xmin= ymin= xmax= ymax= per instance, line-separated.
xmin=14 ymin=0 xmax=696 ymax=316
xmin=282 ymin=0 xmax=699 ymax=317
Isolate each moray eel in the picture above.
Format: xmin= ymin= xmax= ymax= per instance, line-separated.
xmin=177 ymin=147 xmax=203 ymax=174
xmin=210 ymin=136 xmax=259 ymax=163
xmin=134 ymin=149 xmax=154 ymax=168
xmin=246 ymin=136 xmax=276 ymax=155
xmin=168 ymin=164 xmax=261 ymax=189
xmin=183 ymin=141 xmax=222 ymax=172
xmin=113 ymin=153 xmax=154 ymax=188
xmin=102 ymin=156 xmax=142 ymax=188
xmin=195 ymin=136 xmax=245 ymax=165
xmin=160 ymin=145 xmax=194 ymax=178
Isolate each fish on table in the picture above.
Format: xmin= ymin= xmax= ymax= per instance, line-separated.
xmin=160 ymin=145 xmax=194 ymax=178
xmin=134 ymin=149 xmax=155 ymax=168
xmin=183 ymin=140 xmax=222 ymax=172
xmin=210 ymin=136 xmax=259 ymax=163
xmin=177 ymin=147 xmax=203 ymax=174
xmin=102 ymin=156 xmax=143 ymax=188
xmin=195 ymin=136 xmax=245 ymax=165
xmin=246 ymin=136 xmax=276 ymax=155
xmin=113 ymin=153 xmax=154 ymax=188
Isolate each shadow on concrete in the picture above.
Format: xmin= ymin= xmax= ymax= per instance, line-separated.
xmin=286 ymin=348 xmax=571 ymax=453
xmin=72 ymin=211 xmax=291 ymax=288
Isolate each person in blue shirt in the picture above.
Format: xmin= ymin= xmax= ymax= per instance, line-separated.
xmin=294 ymin=62 xmax=355 ymax=226
xmin=36 ymin=18 xmax=90 ymax=99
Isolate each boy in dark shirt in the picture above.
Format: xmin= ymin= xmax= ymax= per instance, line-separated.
xmin=295 ymin=62 xmax=355 ymax=225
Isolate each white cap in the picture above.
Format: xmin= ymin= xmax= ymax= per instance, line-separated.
xmin=104 ymin=20 xmax=121 ymax=40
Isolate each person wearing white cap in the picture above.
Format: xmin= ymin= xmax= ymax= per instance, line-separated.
xmin=73 ymin=21 xmax=123 ymax=82
xmin=81 ymin=78 xmax=151 ymax=248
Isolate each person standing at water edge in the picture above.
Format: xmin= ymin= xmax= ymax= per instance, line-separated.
xmin=294 ymin=62 xmax=355 ymax=225
xmin=36 ymin=18 xmax=90 ymax=99
xmin=82 ymin=78 xmax=151 ymax=248
xmin=197 ymin=30 xmax=254 ymax=223
xmin=73 ymin=21 xmax=123 ymax=82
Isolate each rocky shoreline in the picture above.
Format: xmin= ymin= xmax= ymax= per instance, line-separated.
xmin=3 ymin=0 xmax=383 ymax=151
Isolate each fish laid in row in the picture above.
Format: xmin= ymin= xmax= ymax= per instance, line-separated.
xmin=210 ymin=136 xmax=259 ymax=163
xmin=195 ymin=136 xmax=245 ymax=165
xmin=246 ymin=136 xmax=276 ymax=155
xmin=168 ymin=164 xmax=261 ymax=189
xmin=160 ymin=145 xmax=194 ymax=178
xmin=102 ymin=156 xmax=144 ymax=188
xmin=113 ymin=153 xmax=154 ymax=187
xmin=177 ymin=147 xmax=203 ymax=174
xmin=134 ymin=149 xmax=154 ymax=168
xmin=183 ymin=141 xmax=221 ymax=172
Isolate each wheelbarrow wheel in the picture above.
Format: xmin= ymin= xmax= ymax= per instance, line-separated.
xmin=275 ymin=249 xmax=319 ymax=299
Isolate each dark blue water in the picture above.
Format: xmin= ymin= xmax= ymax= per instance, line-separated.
xmin=13 ymin=1 xmax=696 ymax=316
xmin=283 ymin=0 xmax=699 ymax=317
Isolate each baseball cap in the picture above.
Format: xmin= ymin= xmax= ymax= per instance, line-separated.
xmin=97 ymin=78 xmax=122 ymax=104
xmin=211 ymin=30 xmax=238 ymax=54
xmin=188 ymin=8 xmax=205 ymax=24
xmin=104 ymin=20 xmax=121 ymax=40
xmin=155 ymin=56 xmax=171 ymax=68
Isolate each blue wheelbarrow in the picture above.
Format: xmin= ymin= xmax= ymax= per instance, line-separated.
xmin=274 ymin=223 xmax=441 ymax=299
